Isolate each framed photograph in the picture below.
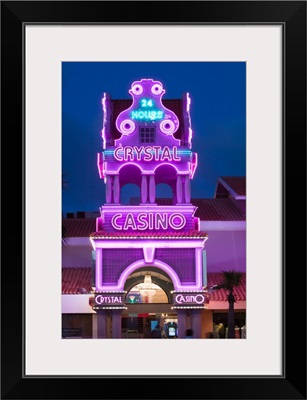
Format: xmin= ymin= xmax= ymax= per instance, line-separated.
xmin=1 ymin=1 xmax=306 ymax=399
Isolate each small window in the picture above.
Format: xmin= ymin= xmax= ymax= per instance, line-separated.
xmin=139 ymin=126 xmax=155 ymax=144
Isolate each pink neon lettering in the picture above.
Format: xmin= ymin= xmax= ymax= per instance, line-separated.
xmin=123 ymin=213 xmax=137 ymax=230
xmin=111 ymin=212 xmax=186 ymax=231
xmin=113 ymin=146 xmax=182 ymax=162
xmin=161 ymin=146 xmax=172 ymax=161
xmin=114 ymin=147 xmax=123 ymax=161
xmin=137 ymin=213 xmax=148 ymax=230
xmin=148 ymin=213 xmax=154 ymax=230
xmin=175 ymin=294 xmax=205 ymax=304
xmin=169 ymin=213 xmax=186 ymax=230
xmin=143 ymin=146 xmax=153 ymax=161
xmin=95 ymin=295 xmax=122 ymax=304
xmin=124 ymin=147 xmax=133 ymax=161
xmin=111 ymin=214 xmax=122 ymax=230
xmin=155 ymin=213 xmax=168 ymax=230
xmin=153 ymin=146 xmax=160 ymax=160
xmin=134 ymin=146 xmax=143 ymax=161
xmin=173 ymin=146 xmax=181 ymax=161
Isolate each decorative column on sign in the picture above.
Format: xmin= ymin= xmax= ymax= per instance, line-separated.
xmin=176 ymin=175 xmax=183 ymax=204
xmin=105 ymin=175 xmax=113 ymax=203
xmin=184 ymin=175 xmax=191 ymax=203
xmin=113 ymin=175 xmax=120 ymax=204
xmin=149 ymin=175 xmax=156 ymax=204
xmin=141 ymin=175 xmax=148 ymax=203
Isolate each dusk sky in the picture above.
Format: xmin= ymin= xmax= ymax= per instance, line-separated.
xmin=62 ymin=62 xmax=246 ymax=214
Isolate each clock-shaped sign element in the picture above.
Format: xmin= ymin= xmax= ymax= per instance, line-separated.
xmin=115 ymin=79 xmax=179 ymax=136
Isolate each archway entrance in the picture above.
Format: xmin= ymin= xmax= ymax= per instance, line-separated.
xmin=122 ymin=268 xmax=178 ymax=338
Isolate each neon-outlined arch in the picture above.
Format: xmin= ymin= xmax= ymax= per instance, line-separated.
xmin=117 ymin=260 xmax=181 ymax=290
xmin=153 ymin=162 xmax=179 ymax=174
xmin=116 ymin=162 xmax=145 ymax=174
xmin=95 ymin=259 xmax=195 ymax=291
xmin=106 ymin=162 xmax=190 ymax=176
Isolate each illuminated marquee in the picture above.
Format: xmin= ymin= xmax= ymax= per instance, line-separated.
xmin=114 ymin=145 xmax=181 ymax=162
xmin=172 ymin=291 xmax=208 ymax=309
xmin=175 ymin=294 xmax=205 ymax=304
xmin=96 ymin=295 xmax=122 ymax=304
xmin=115 ymin=79 xmax=179 ymax=136
xmin=89 ymin=292 xmax=127 ymax=309
xmin=111 ymin=212 xmax=186 ymax=231
xmin=131 ymin=98 xmax=164 ymax=121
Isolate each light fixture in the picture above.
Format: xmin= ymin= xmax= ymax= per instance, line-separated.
xmin=136 ymin=273 xmax=158 ymax=302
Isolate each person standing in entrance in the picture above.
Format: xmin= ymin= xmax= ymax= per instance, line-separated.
xmin=150 ymin=325 xmax=163 ymax=338
xmin=184 ymin=328 xmax=194 ymax=338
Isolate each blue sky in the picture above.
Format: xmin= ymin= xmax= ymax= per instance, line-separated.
xmin=62 ymin=62 xmax=246 ymax=213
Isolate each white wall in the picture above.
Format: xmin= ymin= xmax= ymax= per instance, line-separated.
xmin=62 ymin=294 xmax=95 ymax=313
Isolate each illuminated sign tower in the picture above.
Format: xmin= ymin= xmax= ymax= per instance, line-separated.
xmin=90 ymin=79 xmax=208 ymax=338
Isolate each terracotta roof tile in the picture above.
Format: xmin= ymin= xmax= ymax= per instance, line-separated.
xmin=63 ymin=218 xmax=96 ymax=238
xmin=191 ymin=198 xmax=245 ymax=221
xmin=62 ymin=268 xmax=246 ymax=301
xmin=154 ymin=198 xmax=244 ymax=221
xmin=130 ymin=198 xmax=245 ymax=221
xmin=62 ymin=267 xmax=92 ymax=294
xmin=206 ymin=273 xmax=246 ymax=301
xmin=63 ymin=198 xmax=244 ymax=238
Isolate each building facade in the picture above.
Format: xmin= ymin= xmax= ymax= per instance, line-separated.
xmin=62 ymin=79 xmax=246 ymax=339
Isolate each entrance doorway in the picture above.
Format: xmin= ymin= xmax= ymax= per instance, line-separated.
xmin=123 ymin=268 xmax=176 ymax=338
xmin=121 ymin=312 xmax=178 ymax=338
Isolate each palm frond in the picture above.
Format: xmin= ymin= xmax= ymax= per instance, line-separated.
xmin=221 ymin=269 xmax=243 ymax=290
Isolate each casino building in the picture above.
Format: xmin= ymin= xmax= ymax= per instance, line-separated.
xmin=62 ymin=79 xmax=246 ymax=339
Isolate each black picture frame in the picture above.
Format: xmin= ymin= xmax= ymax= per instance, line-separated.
xmin=1 ymin=1 xmax=306 ymax=399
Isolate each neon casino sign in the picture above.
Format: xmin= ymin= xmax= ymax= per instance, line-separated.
xmin=90 ymin=292 xmax=127 ymax=308
xmin=113 ymin=145 xmax=181 ymax=162
xmin=131 ymin=98 xmax=164 ymax=121
xmin=111 ymin=212 xmax=186 ymax=231
xmin=95 ymin=295 xmax=123 ymax=304
xmin=115 ymin=79 xmax=180 ymax=136
xmin=172 ymin=291 xmax=208 ymax=308
xmin=175 ymin=294 xmax=206 ymax=304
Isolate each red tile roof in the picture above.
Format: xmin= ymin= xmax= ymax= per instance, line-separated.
xmin=192 ymin=198 xmax=245 ymax=221
xmin=62 ymin=267 xmax=246 ymax=301
xmin=62 ymin=267 xmax=92 ymax=294
xmin=63 ymin=218 xmax=96 ymax=238
xmin=130 ymin=198 xmax=245 ymax=221
xmin=152 ymin=198 xmax=244 ymax=221
xmin=63 ymin=198 xmax=244 ymax=238
xmin=206 ymin=272 xmax=246 ymax=301
xmin=89 ymin=230 xmax=208 ymax=239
